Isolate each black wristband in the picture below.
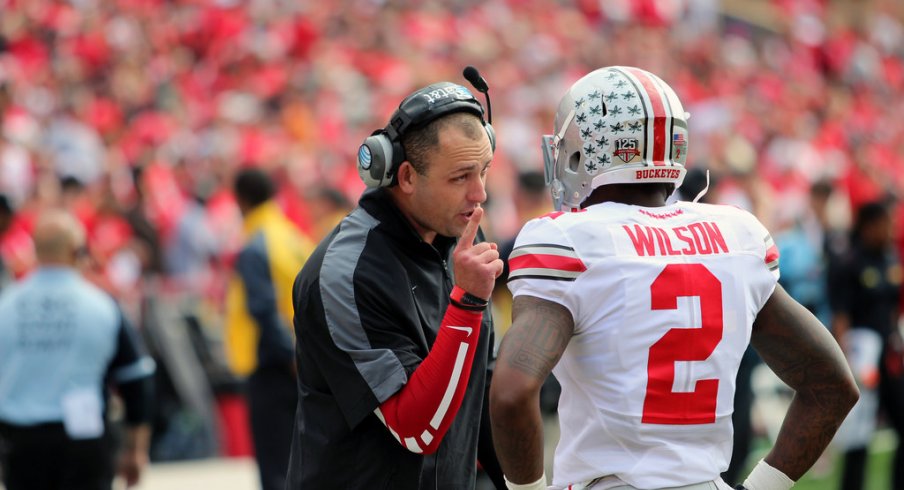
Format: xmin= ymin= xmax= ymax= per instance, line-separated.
xmin=734 ymin=485 xmax=748 ymax=490
xmin=450 ymin=286 xmax=488 ymax=311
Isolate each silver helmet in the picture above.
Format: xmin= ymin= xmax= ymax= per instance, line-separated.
xmin=542 ymin=66 xmax=689 ymax=211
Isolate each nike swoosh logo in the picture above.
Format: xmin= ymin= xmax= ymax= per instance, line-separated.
xmin=446 ymin=325 xmax=472 ymax=337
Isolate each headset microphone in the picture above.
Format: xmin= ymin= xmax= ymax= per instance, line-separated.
xmin=463 ymin=65 xmax=492 ymax=124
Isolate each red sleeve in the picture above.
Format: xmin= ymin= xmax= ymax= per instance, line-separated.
xmin=374 ymin=302 xmax=483 ymax=454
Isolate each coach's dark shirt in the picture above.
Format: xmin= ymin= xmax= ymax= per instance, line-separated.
xmin=286 ymin=188 xmax=496 ymax=489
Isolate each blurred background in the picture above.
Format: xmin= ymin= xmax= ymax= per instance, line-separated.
xmin=0 ymin=0 xmax=903 ymax=488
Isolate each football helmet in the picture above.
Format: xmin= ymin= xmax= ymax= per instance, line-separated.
xmin=542 ymin=66 xmax=689 ymax=211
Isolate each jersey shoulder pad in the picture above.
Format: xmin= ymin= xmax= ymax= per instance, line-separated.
xmin=702 ymin=203 xmax=779 ymax=276
xmin=508 ymin=217 xmax=587 ymax=283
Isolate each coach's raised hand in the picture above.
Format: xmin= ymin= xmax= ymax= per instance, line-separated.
xmin=453 ymin=207 xmax=503 ymax=300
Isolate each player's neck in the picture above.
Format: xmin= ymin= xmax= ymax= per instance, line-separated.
xmin=619 ymin=195 xmax=667 ymax=207
xmin=583 ymin=184 xmax=668 ymax=209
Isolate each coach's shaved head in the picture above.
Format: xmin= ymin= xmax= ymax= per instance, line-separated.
xmin=33 ymin=209 xmax=86 ymax=265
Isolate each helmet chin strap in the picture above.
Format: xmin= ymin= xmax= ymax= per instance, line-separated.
xmin=692 ymin=169 xmax=710 ymax=203
xmin=553 ymin=109 xmax=575 ymax=147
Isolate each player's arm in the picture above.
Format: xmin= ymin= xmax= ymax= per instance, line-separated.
xmin=490 ymin=295 xmax=574 ymax=489
xmin=746 ymin=284 xmax=858 ymax=486
xmin=830 ymin=312 xmax=851 ymax=354
xmin=375 ymin=294 xmax=485 ymax=455
xmin=375 ymin=207 xmax=503 ymax=455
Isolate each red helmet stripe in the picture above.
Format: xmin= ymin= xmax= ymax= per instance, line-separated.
xmin=627 ymin=68 xmax=667 ymax=166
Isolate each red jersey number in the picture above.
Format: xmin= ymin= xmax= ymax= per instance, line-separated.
xmin=642 ymin=264 xmax=723 ymax=425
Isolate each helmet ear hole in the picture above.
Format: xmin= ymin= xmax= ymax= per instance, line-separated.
xmin=567 ymin=152 xmax=581 ymax=174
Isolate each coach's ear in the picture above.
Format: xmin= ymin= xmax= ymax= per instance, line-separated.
xmin=396 ymin=161 xmax=417 ymax=195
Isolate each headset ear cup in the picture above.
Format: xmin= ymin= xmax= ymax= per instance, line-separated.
xmin=484 ymin=123 xmax=496 ymax=152
xmin=358 ymin=133 xmax=395 ymax=188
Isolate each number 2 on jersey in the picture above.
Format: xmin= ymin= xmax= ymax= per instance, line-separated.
xmin=642 ymin=263 xmax=722 ymax=425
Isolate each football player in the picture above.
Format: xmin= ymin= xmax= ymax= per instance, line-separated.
xmin=490 ymin=66 xmax=858 ymax=490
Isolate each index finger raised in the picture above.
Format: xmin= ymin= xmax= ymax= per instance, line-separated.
xmin=456 ymin=207 xmax=483 ymax=251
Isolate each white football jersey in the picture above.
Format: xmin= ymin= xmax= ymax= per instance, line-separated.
xmin=508 ymin=201 xmax=779 ymax=489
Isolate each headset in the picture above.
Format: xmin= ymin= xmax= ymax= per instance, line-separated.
xmin=357 ymin=67 xmax=496 ymax=188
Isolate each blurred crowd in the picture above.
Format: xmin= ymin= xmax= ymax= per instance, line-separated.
xmin=1 ymin=0 xmax=903 ymax=467
xmin=1 ymin=0 xmax=903 ymax=301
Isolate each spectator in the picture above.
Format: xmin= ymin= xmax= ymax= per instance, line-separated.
xmin=226 ymin=168 xmax=313 ymax=490
xmin=0 ymin=1 xmax=900 ymax=298
xmin=122 ymin=166 xmax=165 ymax=278
xmin=0 ymin=193 xmax=13 ymax=290
xmin=776 ymin=180 xmax=836 ymax=324
xmin=829 ymin=201 xmax=904 ymax=490
xmin=0 ymin=209 xmax=155 ymax=490
xmin=164 ymin=175 xmax=219 ymax=292
xmin=304 ymin=186 xmax=353 ymax=243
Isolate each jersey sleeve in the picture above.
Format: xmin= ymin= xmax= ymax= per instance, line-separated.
xmin=507 ymin=215 xmax=587 ymax=315
xmin=724 ymin=207 xmax=781 ymax=315
xmin=739 ymin=210 xmax=781 ymax=281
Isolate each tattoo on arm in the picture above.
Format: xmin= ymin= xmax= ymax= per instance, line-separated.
xmin=500 ymin=296 xmax=574 ymax=381
xmin=751 ymin=284 xmax=858 ymax=480
xmin=752 ymin=285 xmax=849 ymax=393
xmin=491 ymin=295 xmax=574 ymax=483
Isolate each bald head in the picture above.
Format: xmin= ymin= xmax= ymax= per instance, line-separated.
xmin=33 ymin=210 xmax=86 ymax=266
